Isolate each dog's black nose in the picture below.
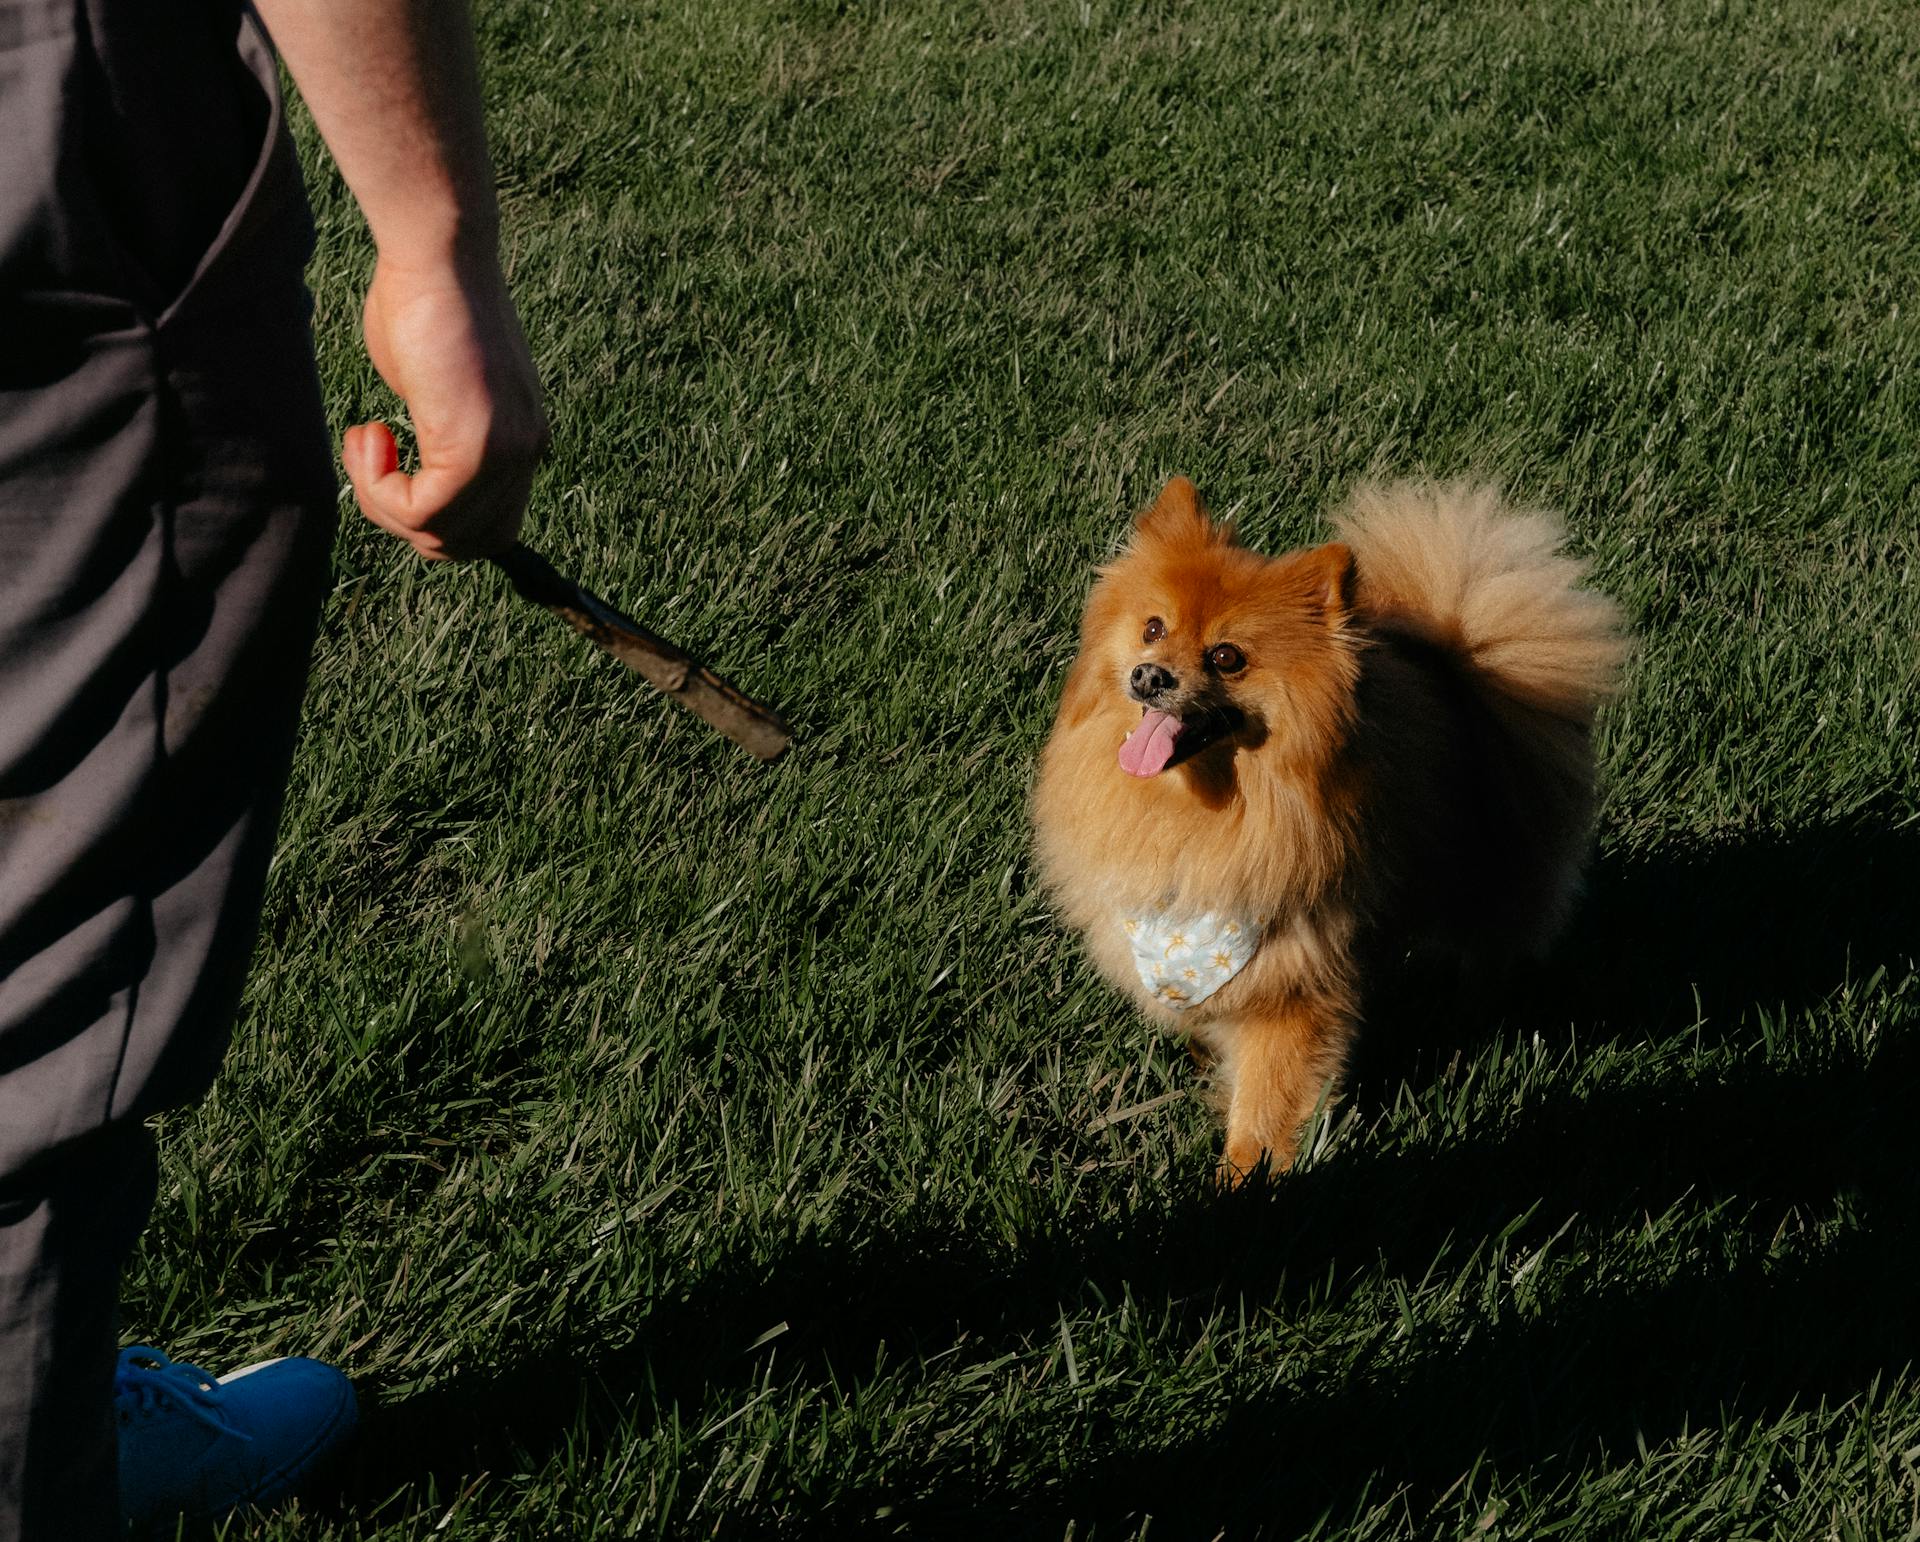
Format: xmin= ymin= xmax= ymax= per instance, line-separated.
xmin=1129 ymin=662 xmax=1177 ymax=702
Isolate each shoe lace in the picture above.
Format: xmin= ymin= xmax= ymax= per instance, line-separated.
xmin=114 ymin=1346 xmax=248 ymax=1439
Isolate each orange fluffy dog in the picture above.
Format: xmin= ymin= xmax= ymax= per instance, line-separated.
xmin=1032 ymin=476 xmax=1626 ymax=1182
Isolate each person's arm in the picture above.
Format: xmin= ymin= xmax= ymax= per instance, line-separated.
xmin=252 ymin=0 xmax=548 ymax=560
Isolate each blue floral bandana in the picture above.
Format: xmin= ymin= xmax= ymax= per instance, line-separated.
xmin=1121 ymin=905 xmax=1261 ymax=1011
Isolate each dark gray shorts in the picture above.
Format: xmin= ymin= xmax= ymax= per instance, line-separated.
xmin=0 ymin=1 xmax=336 ymax=1189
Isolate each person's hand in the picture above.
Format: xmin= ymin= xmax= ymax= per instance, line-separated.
xmin=341 ymin=252 xmax=549 ymax=561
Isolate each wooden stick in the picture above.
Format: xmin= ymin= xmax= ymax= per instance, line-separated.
xmin=490 ymin=543 xmax=793 ymax=761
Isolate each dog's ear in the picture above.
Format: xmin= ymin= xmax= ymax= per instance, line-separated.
xmin=1132 ymin=476 xmax=1236 ymax=548
xmin=1288 ymin=541 xmax=1355 ymax=623
xmin=1138 ymin=476 xmax=1203 ymax=530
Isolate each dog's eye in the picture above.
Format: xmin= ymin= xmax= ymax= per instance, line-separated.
xmin=1142 ymin=617 xmax=1165 ymax=644
xmin=1208 ymin=642 xmax=1245 ymax=673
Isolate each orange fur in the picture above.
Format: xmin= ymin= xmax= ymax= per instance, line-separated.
xmin=1032 ymin=476 xmax=1628 ymax=1182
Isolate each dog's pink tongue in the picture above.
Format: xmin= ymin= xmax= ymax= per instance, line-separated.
xmin=1119 ymin=709 xmax=1183 ymax=777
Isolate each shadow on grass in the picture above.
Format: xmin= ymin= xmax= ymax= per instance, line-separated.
xmin=337 ymin=816 xmax=1920 ymax=1533
xmin=846 ymin=1193 xmax=1920 ymax=1541
xmin=1351 ymin=814 xmax=1920 ymax=1089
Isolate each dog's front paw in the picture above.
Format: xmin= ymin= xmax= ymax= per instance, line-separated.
xmin=1215 ymin=1138 xmax=1283 ymax=1188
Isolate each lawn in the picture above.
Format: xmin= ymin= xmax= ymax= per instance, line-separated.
xmin=124 ymin=0 xmax=1920 ymax=1535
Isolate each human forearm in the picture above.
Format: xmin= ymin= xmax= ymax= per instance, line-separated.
xmin=252 ymin=0 xmax=498 ymax=271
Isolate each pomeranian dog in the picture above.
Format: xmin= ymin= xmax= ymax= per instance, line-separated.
xmin=1032 ymin=476 xmax=1626 ymax=1182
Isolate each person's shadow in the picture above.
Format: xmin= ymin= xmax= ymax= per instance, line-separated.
xmin=330 ymin=813 xmax=1920 ymax=1535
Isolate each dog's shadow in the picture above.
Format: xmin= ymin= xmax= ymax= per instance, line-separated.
xmin=334 ymin=815 xmax=1920 ymax=1533
xmin=1350 ymin=814 xmax=1920 ymax=1093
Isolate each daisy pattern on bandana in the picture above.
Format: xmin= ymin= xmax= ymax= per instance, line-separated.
xmin=1122 ymin=904 xmax=1260 ymax=1010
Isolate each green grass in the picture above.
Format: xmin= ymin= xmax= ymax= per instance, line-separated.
xmin=124 ymin=0 xmax=1920 ymax=1535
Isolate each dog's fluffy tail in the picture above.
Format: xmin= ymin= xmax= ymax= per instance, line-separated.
xmin=1332 ymin=480 xmax=1628 ymax=942
xmin=1333 ymin=481 xmax=1625 ymax=723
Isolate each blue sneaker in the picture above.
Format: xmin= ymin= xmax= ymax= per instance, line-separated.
xmin=115 ymin=1344 xmax=358 ymax=1530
